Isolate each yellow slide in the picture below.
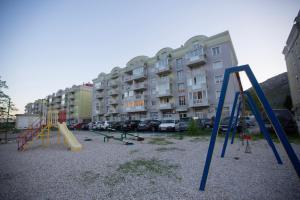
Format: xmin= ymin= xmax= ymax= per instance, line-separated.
xmin=57 ymin=122 xmax=82 ymax=152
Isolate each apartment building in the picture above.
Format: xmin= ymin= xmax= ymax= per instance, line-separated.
xmin=92 ymin=31 xmax=239 ymax=122
xmin=283 ymin=10 xmax=300 ymax=132
xmin=25 ymin=99 xmax=47 ymax=116
xmin=45 ymin=84 xmax=93 ymax=124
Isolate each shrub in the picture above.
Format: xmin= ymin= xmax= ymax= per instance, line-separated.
xmin=187 ymin=119 xmax=200 ymax=136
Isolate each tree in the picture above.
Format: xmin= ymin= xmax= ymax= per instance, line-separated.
xmin=0 ymin=76 xmax=18 ymax=143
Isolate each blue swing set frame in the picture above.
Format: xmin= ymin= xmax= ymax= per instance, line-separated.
xmin=199 ymin=65 xmax=300 ymax=191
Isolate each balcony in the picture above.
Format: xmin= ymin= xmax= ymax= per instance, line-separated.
xmin=133 ymin=82 xmax=147 ymax=91
xmin=109 ymin=80 xmax=119 ymax=87
xmin=107 ymin=107 xmax=119 ymax=114
xmin=189 ymin=98 xmax=209 ymax=107
xmin=109 ymin=89 xmax=119 ymax=96
xmin=191 ymin=83 xmax=207 ymax=90
xmin=125 ymin=106 xmax=147 ymax=113
xmin=96 ymin=93 xmax=104 ymax=99
xmin=159 ymin=103 xmax=174 ymax=110
xmin=186 ymin=54 xmax=206 ymax=68
xmin=157 ymin=89 xmax=172 ymax=97
xmin=95 ymin=84 xmax=105 ymax=91
xmin=109 ymin=99 xmax=118 ymax=105
xmin=155 ymin=65 xmax=172 ymax=75
xmin=68 ymin=94 xmax=75 ymax=100
xmin=125 ymin=73 xmax=146 ymax=82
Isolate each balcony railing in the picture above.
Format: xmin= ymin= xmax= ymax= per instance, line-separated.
xmin=125 ymin=106 xmax=147 ymax=113
xmin=155 ymin=65 xmax=172 ymax=75
xmin=191 ymin=83 xmax=207 ymax=90
xmin=109 ymin=99 xmax=118 ymax=105
xmin=109 ymin=89 xmax=119 ymax=96
xmin=125 ymin=73 xmax=146 ymax=82
xmin=188 ymin=98 xmax=209 ymax=107
xmin=186 ymin=54 xmax=206 ymax=67
xmin=96 ymin=94 xmax=104 ymax=99
xmin=133 ymin=82 xmax=147 ymax=90
xmin=95 ymin=84 xmax=105 ymax=91
xmin=157 ymin=89 xmax=172 ymax=97
xmin=159 ymin=103 xmax=174 ymax=110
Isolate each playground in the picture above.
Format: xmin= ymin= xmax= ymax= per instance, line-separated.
xmin=0 ymin=130 xmax=299 ymax=199
xmin=1 ymin=65 xmax=300 ymax=199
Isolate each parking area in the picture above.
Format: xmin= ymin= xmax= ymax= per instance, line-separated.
xmin=0 ymin=130 xmax=300 ymax=200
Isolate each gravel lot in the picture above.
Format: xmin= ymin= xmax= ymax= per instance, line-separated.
xmin=0 ymin=130 xmax=300 ymax=200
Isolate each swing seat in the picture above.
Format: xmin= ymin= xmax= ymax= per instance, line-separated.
xmin=243 ymin=135 xmax=251 ymax=140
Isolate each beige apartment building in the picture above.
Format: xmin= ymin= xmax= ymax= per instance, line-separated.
xmin=92 ymin=31 xmax=239 ymax=122
xmin=46 ymin=84 xmax=93 ymax=124
xmin=25 ymin=83 xmax=93 ymax=125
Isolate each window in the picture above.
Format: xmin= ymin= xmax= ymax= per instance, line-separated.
xmin=177 ymin=70 xmax=183 ymax=80
xmin=215 ymin=75 xmax=223 ymax=84
xmin=176 ymin=58 xmax=184 ymax=68
xmin=186 ymin=43 xmax=203 ymax=59
xmin=212 ymin=46 xmax=220 ymax=56
xmin=150 ymin=112 xmax=159 ymax=119
xmin=178 ymin=83 xmax=185 ymax=93
xmin=133 ymin=67 xmax=144 ymax=76
xmin=151 ymin=77 xmax=156 ymax=84
xmin=156 ymin=58 xmax=168 ymax=69
xmin=193 ymin=91 xmax=202 ymax=100
xmin=179 ymin=96 xmax=186 ymax=106
xmin=179 ymin=112 xmax=187 ymax=119
xmin=216 ymin=90 xmax=221 ymax=100
xmin=151 ymin=88 xmax=156 ymax=95
xmin=213 ymin=61 xmax=223 ymax=70
xmin=96 ymin=103 xmax=100 ymax=111
xmin=151 ymin=100 xmax=156 ymax=106
xmin=193 ymin=72 xmax=206 ymax=85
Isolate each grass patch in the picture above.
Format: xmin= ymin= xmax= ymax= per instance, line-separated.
xmin=189 ymin=137 xmax=210 ymax=143
xmin=103 ymin=158 xmax=181 ymax=187
xmin=155 ymin=147 xmax=185 ymax=152
xmin=167 ymin=133 xmax=185 ymax=140
xmin=148 ymin=137 xmax=174 ymax=145
xmin=117 ymin=158 xmax=180 ymax=178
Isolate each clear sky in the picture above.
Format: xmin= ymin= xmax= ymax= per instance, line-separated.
xmin=1 ymin=0 xmax=299 ymax=114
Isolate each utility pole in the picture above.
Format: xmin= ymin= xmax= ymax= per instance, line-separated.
xmin=5 ymin=98 xmax=11 ymax=144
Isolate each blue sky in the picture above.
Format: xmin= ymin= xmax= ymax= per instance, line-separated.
xmin=1 ymin=0 xmax=299 ymax=113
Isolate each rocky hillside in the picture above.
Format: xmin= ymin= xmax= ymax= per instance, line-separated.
xmin=247 ymin=72 xmax=291 ymax=109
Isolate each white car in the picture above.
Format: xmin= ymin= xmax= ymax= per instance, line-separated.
xmin=159 ymin=119 xmax=179 ymax=132
xmin=100 ymin=121 xmax=109 ymax=130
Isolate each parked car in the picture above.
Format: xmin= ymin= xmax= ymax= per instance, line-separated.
xmin=175 ymin=118 xmax=191 ymax=132
xmin=263 ymin=109 xmax=298 ymax=135
xmin=121 ymin=120 xmax=141 ymax=131
xmin=94 ymin=121 xmax=103 ymax=130
xmin=159 ymin=119 xmax=179 ymax=132
xmin=108 ymin=121 xmax=122 ymax=131
xmin=198 ymin=118 xmax=214 ymax=129
xmin=137 ymin=120 xmax=161 ymax=131
xmin=88 ymin=122 xmax=94 ymax=130
xmin=80 ymin=123 xmax=90 ymax=130
xmin=219 ymin=117 xmax=234 ymax=133
xmin=100 ymin=121 xmax=110 ymax=130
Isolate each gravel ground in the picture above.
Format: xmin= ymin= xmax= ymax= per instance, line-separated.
xmin=0 ymin=130 xmax=300 ymax=200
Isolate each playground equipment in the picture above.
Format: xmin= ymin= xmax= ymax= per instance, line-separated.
xmin=17 ymin=110 xmax=82 ymax=152
xmin=199 ymin=65 xmax=300 ymax=191
xmin=92 ymin=130 xmax=134 ymax=145
xmin=57 ymin=122 xmax=82 ymax=152
xmin=121 ymin=132 xmax=144 ymax=141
